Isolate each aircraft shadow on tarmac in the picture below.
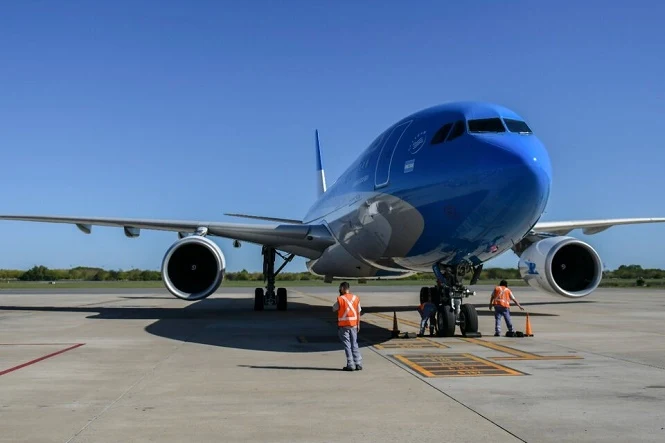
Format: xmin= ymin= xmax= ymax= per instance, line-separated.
xmin=0 ymin=296 xmax=573 ymax=354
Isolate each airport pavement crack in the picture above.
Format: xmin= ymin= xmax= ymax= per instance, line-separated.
xmin=77 ymin=298 xmax=135 ymax=307
xmin=368 ymin=345 xmax=527 ymax=442
xmin=65 ymin=326 xmax=203 ymax=443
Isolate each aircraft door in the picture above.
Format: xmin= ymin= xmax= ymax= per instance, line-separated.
xmin=374 ymin=120 xmax=412 ymax=189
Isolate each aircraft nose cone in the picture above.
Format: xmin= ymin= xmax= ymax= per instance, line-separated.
xmin=511 ymin=153 xmax=551 ymax=216
xmin=510 ymin=144 xmax=550 ymax=199
xmin=481 ymin=136 xmax=552 ymax=232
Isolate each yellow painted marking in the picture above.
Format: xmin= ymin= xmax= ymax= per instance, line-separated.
xmin=460 ymin=337 xmax=582 ymax=361
xmin=420 ymin=337 xmax=448 ymax=348
xmin=394 ymin=355 xmax=436 ymax=377
xmin=463 ymin=354 xmax=524 ymax=375
xmin=374 ymin=338 xmax=448 ymax=350
xmin=460 ymin=337 xmax=536 ymax=358
xmin=394 ymin=353 xmax=525 ymax=377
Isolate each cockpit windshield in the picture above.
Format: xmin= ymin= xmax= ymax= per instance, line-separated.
xmin=503 ymin=118 xmax=533 ymax=134
xmin=467 ymin=118 xmax=506 ymax=133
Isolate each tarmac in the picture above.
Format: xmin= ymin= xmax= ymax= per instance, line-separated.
xmin=1 ymin=284 xmax=664 ymax=442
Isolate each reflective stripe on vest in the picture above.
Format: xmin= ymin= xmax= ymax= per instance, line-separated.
xmin=492 ymin=286 xmax=511 ymax=308
xmin=337 ymin=293 xmax=359 ymax=327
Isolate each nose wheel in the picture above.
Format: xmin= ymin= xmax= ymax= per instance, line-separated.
xmin=458 ymin=303 xmax=479 ymax=335
xmin=419 ymin=263 xmax=482 ymax=337
xmin=436 ymin=304 xmax=456 ymax=337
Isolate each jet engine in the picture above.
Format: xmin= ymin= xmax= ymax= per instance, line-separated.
xmin=517 ymin=236 xmax=603 ymax=298
xmin=161 ymin=235 xmax=226 ymax=301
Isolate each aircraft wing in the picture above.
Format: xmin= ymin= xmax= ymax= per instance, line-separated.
xmin=533 ymin=217 xmax=665 ymax=236
xmin=0 ymin=215 xmax=335 ymax=259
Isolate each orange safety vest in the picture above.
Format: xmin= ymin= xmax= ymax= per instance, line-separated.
xmin=337 ymin=293 xmax=360 ymax=327
xmin=491 ymin=286 xmax=512 ymax=308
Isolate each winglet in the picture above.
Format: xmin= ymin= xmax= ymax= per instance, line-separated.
xmin=316 ymin=130 xmax=327 ymax=196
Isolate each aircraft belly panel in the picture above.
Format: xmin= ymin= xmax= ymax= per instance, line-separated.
xmin=309 ymin=192 xmax=425 ymax=276
xmin=306 ymin=242 xmax=378 ymax=277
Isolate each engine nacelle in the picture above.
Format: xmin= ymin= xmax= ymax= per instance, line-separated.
xmin=517 ymin=236 xmax=603 ymax=298
xmin=161 ymin=236 xmax=226 ymax=301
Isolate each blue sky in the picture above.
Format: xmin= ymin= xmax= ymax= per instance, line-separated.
xmin=1 ymin=0 xmax=664 ymax=272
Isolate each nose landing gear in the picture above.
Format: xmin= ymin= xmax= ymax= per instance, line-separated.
xmin=419 ymin=263 xmax=481 ymax=337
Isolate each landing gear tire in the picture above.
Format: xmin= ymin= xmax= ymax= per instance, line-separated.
xmin=436 ymin=306 xmax=456 ymax=337
xmin=259 ymin=246 xmax=295 ymax=311
xmin=277 ymin=287 xmax=287 ymax=311
xmin=254 ymin=288 xmax=264 ymax=311
xmin=459 ymin=303 xmax=478 ymax=334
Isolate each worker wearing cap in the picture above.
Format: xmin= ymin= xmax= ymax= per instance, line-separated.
xmin=332 ymin=281 xmax=362 ymax=371
xmin=489 ymin=280 xmax=524 ymax=336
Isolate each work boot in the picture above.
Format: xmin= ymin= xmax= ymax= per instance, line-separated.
xmin=342 ymin=366 xmax=354 ymax=371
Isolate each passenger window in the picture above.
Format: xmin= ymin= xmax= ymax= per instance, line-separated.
xmin=431 ymin=123 xmax=452 ymax=144
xmin=446 ymin=120 xmax=465 ymax=141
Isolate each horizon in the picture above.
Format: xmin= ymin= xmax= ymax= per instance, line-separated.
xmin=1 ymin=1 xmax=664 ymax=273
xmin=1 ymin=262 xmax=660 ymax=274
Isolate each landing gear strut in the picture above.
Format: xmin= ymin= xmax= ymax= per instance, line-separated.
xmin=254 ymin=246 xmax=295 ymax=311
xmin=419 ymin=263 xmax=482 ymax=337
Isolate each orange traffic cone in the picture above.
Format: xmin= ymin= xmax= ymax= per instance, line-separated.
xmin=391 ymin=311 xmax=400 ymax=338
xmin=525 ymin=313 xmax=533 ymax=337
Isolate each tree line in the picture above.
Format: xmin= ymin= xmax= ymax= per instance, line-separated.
xmin=1 ymin=264 xmax=663 ymax=282
xmin=0 ymin=266 xmax=162 ymax=282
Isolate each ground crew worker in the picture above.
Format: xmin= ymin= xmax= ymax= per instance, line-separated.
xmin=417 ymin=294 xmax=436 ymax=336
xmin=332 ymin=281 xmax=362 ymax=371
xmin=489 ymin=280 xmax=524 ymax=336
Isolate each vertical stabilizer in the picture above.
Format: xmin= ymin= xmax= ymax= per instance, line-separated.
xmin=315 ymin=130 xmax=327 ymax=196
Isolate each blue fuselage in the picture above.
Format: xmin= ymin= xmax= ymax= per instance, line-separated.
xmin=303 ymin=102 xmax=552 ymax=278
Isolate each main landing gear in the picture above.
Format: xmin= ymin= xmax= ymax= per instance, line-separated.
xmin=254 ymin=246 xmax=295 ymax=311
xmin=419 ymin=263 xmax=483 ymax=337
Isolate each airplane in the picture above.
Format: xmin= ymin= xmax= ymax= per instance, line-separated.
xmin=2 ymin=101 xmax=665 ymax=337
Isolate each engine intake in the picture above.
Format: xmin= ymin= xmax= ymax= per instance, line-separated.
xmin=161 ymin=236 xmax=226 ymax=301
xmin=517 ymin=236 xmax=602 ymax=298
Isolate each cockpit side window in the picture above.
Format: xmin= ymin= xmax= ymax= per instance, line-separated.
xmin=446 ymin=120 xmax=465 ymax=141
xmin=467 ymin=118 xmax=506 ymax=133
xmin=503 ymin=118 xmax=533 ymax=134
xmin=431 ymin=123 xmax=452 ymax=144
